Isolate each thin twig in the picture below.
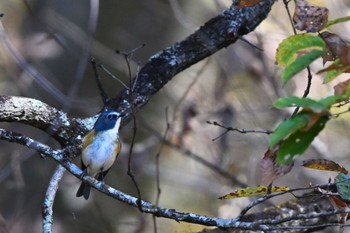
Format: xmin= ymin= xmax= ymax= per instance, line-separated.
xmin=282 ymin=0 xmax=313 ymax=116
xmin=156 ymin=109 xmax=170 ymax=205
xmin=238 ymin=183 xmax=336 ymax=219
xmin=283 ymin=0 xmax=297 ymax=35
xmin=91 ymin=57 xmax=110 ymax=104
xmin=172 ymin=59 xmax=207 ymax=122
xmin=238 ymin=35 xmax=264 ymax=51
xmin=98 ymin=63 xmax=129 ymax=90
xmin=141 ymin=121 xmax=246 ymax=186
xmin=153 ymin=108 xmax=170 ymax=233
xmin=207 ymin=121 xmax=273 ymax=141
xmin=117 ymin=45 xmax=145 ymax=212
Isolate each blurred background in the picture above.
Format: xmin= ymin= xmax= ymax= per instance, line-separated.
xmin=0 ymin=0 xmax=350 ymax=232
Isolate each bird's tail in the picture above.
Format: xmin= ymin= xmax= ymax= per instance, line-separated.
xmin=76 ymin=182 xmax=91 ymax=200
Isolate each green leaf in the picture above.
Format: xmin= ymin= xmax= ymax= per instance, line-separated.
xmin=276 ymin=115 xmax=329 ymax=164
xmin=273 ymin=96 xmax=325 ymax=112
xmin=325 ymin=16 xmax=350 ymax=29
xmin=346 ymin=85 xmax=350 ymax=98
xmin=276 ymin=34 xmax=325 ymax=84
xmin=269 ymin=113 xmax=310 ymax=148
xmin=335 ymin=173 xmax=350 ymax=201
xmin=282 ymin=50 xmax=324 ymax=84
xmin=319 ymin=95 xmax=344 ymax=108
xmin=273 ymin=95 xmax=344 ymax=112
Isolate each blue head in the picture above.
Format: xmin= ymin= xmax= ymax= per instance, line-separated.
xmin=93 ymin=110 xmax=122 ymax=132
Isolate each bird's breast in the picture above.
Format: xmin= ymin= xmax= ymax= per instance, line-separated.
xmin=82 ymin=130 xmax=120 ymax=176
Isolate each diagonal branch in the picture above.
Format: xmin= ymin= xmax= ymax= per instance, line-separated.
xmin=106 ymin=1 xmax=276 ymax=121
xmin=0 ymin=2 xmax=276 ymax=142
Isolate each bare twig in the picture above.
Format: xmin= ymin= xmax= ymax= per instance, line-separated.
xmin=207 ymin=121 xmax=273 ymax=141
xmin=172 ymin=59 xmax=206 ymax=122
xmin=238 ymin=183 xmax=336 ymax=219
xmin=117 ymin=45 xmax=145 ymax=212
xmin=153 ymin=108 xmax=170 ymax=233
xmin=98 ymin=63 xmax=129 ymax=90
xmin=142 ymin=122 xmax=246 ymax=186
xmin=91 ymin=58 xmax=110 ymax=104
xmin=282 ymin=0 xmax=297 ymax=35
xmin=282 ymin=0 xmax=313 ymax=116
xmin=238 ymin=35 xmax=264 ymax=51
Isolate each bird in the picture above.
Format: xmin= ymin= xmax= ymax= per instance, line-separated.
xmin=76 ymin=110 xmax=123 ymax=200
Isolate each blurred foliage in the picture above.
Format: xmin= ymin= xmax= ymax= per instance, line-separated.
xmin=0 ymin=0 xmax=350 ymax=233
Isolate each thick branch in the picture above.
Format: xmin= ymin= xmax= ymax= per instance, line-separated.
xmin=0 ymin=96 xmax=92 ymax=145
xmin=106 ymin=1 xmax=276 ymax=119
xmin=0 ymin=2 xmax=276 ymax=141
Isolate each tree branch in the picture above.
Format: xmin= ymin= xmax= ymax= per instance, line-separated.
xmin=0 ymin=96 xmax=93 ymax=145
xmin=42 ymin=165 xmax=65 ymax=233
xmin=106 ymin=1 xmax=276 ymax=120
xmin=1 ymin=127 xmax=345 ymax=232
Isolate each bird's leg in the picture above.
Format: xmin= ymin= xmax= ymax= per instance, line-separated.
xmin=97 ymin=173 xmax=104 ymax=182
xmin=97 ymin=168 xmax=110 ymax=184
xmin=79 ymin=168 xmax=87 ymax=179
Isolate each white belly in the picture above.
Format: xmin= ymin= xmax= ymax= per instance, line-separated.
xmin=82 ymin=131 xmax=119 ymax=177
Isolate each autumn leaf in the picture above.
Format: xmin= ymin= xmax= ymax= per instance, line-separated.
xmin=293 ymin=0 xmax=329 ymax=32
xmin=302 ymin=159 xmax=348 ymax=174
xmin=218 ymin=185 xmax=289 ymax=199
xmin=320 ymin=32 xmax=348 ymax=63
xmin=260 ymin=147 xmax=293 ymax=185
xmin=334 ymin=79 xmax=350 ymax=96
xmin=330 ymin=196 xmax=348 ymax=227
xmin=318 ymin=32 xmax=350 ymax=82
xmin=320 ymin=31 xmax=347 ymax=63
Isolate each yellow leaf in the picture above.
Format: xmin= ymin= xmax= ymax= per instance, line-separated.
xmin=302 ymin=159 xmax=348 ymax=174
xmin=218 ymin=186 xmax=290 ymax=199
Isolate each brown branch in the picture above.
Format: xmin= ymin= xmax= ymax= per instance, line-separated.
xmin=106 ymin=1 xmax=277 ymax=123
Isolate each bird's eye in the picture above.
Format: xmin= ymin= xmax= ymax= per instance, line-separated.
xmin=107 ymin=114 xmax=116 ymax=120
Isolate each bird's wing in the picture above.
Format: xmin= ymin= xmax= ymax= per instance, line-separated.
xmin=82 ymin=130 xmax=95 ymax=150
xmin=114 ymin=141 xmax=122 ymax=159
